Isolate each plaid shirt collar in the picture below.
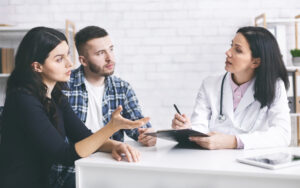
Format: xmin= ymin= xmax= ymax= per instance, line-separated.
xmin=71 ymin=65 xmax=114 ymax=91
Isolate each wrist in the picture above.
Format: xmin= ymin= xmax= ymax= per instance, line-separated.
xmin=107 ymin=121 xmax=119 ymax=133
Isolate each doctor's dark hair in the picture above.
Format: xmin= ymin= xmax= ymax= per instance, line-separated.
xmin=75 ymin=26 xmax=108 ymax=56
xmin=237 ymin=26 xmax=289 ymax=108
xmin=5 ymin=27 xmax=68 ymax=133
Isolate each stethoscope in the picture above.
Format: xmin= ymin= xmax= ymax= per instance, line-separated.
xmin=217 ymin=72 xmax=228 ymax=123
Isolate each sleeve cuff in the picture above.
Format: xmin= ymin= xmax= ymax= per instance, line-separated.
xmin=235 ymin=135 xmax=244 ymax=149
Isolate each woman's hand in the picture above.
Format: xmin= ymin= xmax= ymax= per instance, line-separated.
xmin=138 ymin=128 xmax=157 ymax=146
xmin=171 ymin=113 xmax=191 ymax=129
xmin=111 ymin=142 xmax=141 ymax=162
xmin=110 ymin=106 xmax=150 ymax=132
xmin=189 ymin=132 xmax=237 ymax=149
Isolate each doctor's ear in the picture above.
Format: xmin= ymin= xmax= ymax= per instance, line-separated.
xmin=252 ymin=58 xmax=261 ymax=68
xmin=31 ymin=62 xmax=43 ymax=73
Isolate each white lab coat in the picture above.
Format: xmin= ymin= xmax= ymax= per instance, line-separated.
xmin=191 ymin=73 xmax=291 ymax=149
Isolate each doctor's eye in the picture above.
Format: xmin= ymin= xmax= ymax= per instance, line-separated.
xmin=235 ymin=48 xmax=242 ymax=53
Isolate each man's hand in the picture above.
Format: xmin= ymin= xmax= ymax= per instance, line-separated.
xmin=111 ymin=142 xmax=140 ymax=162
xmin=138 ymin=128 xmax=157 ymax=147
xmin=189 ymin=132 xmax=237 ymax=149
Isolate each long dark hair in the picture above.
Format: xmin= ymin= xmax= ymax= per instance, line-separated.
xmin=237 ymin=26 xmax=289 ymax=108
xmin=6 ymin=27 xmax=68 ymax=132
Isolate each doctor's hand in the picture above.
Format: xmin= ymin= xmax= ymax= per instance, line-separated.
xmin=189 ymin=132 xmax=237 ymax=150
xmin=172 ymin=113 xmax=191 ymax=129
xmin=111 ymin=142 xmax=141 ymax=162
xmin=138 ymin=128 xmax=157 ymax=147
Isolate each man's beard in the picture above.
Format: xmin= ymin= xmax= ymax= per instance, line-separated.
xmin=88 ymin=61 xmax=115 ymax=76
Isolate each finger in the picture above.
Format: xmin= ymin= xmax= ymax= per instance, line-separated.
xmin=139 ymin=117 xmax=150 ymax=125
xmin=174 ymin=119 xmax=185 ymax=127
xmin=189 ymin=136 xmax=209 ymax=143
xmin=144 ymin=128 xmax=155 ymax=133
xmin=172 ymin=119 xmax=177 ymax=129
xmin=175 ymin=125 xmax=187 ymax=130
xmin=208 ymin=132 xmax=216 ymax=136
xmin=126 ymin=117 xmax=150 ymax=127
xmin=138 ymin=133 xmax=148 ymax=141
xmin=127 ymin=145 xmax=138 ymax=162
xmin=148 ymin=137 xmax=157 ymax=146
xmin=121 ymin=118 xmax=149 ymax=129
xmin=122 ymin=147 xmax=132 ymax=162
xmin=139 ymin=128 xmax=154 ymax=139
xmin=144 ymin=137 xmax=157 ymax=146
xmin=188 ymin=137 xmax=210 ymax=148
xmin=138 ymin=128 xmax=146 ymax=134
xmin=112 ymin=106 xmax=123 ymax=117
xmin=134 ymin=148 xmax=140 ymax=162
xmin=137 ymin=150 xmax=141 ymax=160
xmin=133 ymin=148 xmax=140 ymax=162
xmin=112 ymin=149 xmax=121 ymax=161
xmin=175 ymin=113 xmax=186 ymax=123
xmin=139 ymin=135 xmax=153 ymax=144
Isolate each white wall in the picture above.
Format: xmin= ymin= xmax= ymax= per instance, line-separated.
xmin=1 ymin=0 xmax=300 ymax=130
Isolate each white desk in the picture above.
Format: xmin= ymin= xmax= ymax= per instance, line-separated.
xmin=75 ymin=140 xmax=300 ymax=188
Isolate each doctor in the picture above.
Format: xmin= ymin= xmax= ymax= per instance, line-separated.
xmin=172 ymin=26 xmax=291 ymax=150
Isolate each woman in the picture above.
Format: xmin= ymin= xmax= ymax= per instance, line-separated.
xmin=172 ymin=26 xmax=291 ymax=150
xmin=0 ymin=27 xmax=149 ymax=188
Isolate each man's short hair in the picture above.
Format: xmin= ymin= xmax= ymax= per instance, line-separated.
xmin=75 ymin=26 xmax=108 ymax=55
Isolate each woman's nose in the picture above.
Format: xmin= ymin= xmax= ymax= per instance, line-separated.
xmin=65 ymin=56 xmax=73 ymax=68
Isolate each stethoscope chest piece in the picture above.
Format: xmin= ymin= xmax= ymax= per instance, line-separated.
xmin=218 ymin=72 xmax=228 ymax=123
xmin=217 ymin=114 xmax=226 ymax=123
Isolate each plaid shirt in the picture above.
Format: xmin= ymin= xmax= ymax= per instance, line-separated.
xmin=50 ymin=65 xmax=151 ymax=187
xmin=65 ymin=65 xmax=151 ymax=141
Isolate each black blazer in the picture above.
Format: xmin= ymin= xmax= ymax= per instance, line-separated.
xmin=0 ymin=90 xmax=92 ymax=188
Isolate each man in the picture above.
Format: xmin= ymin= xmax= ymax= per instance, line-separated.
xmin=68 ymin=25 xmax=155 ymax=145
xmin=50 ymin=26 xmax=156 ymax=188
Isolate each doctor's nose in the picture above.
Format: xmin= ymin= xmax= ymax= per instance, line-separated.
xmin=225 ymin=49 xmax=232 ymax=58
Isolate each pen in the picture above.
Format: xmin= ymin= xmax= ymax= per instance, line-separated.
xmin=173 ymin=104 xmax=181 ymax=115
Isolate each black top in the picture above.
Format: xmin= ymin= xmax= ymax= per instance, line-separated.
xmin=0 ymin=90 xmax=92 ymax=188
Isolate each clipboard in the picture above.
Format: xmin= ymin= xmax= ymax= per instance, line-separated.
xmin=145 ymin=129 xmax=209 ymax=145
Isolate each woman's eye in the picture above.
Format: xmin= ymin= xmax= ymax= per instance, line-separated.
xmin=56 ymin=57 xmax=63 ymax=63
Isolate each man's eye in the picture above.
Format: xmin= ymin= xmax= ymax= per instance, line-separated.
xmin=97 ymin=51 xmax=105 ymax=55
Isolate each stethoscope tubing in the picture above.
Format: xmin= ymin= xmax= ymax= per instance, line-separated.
xmin=218 ymin=72 xmax=228 ymax=122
